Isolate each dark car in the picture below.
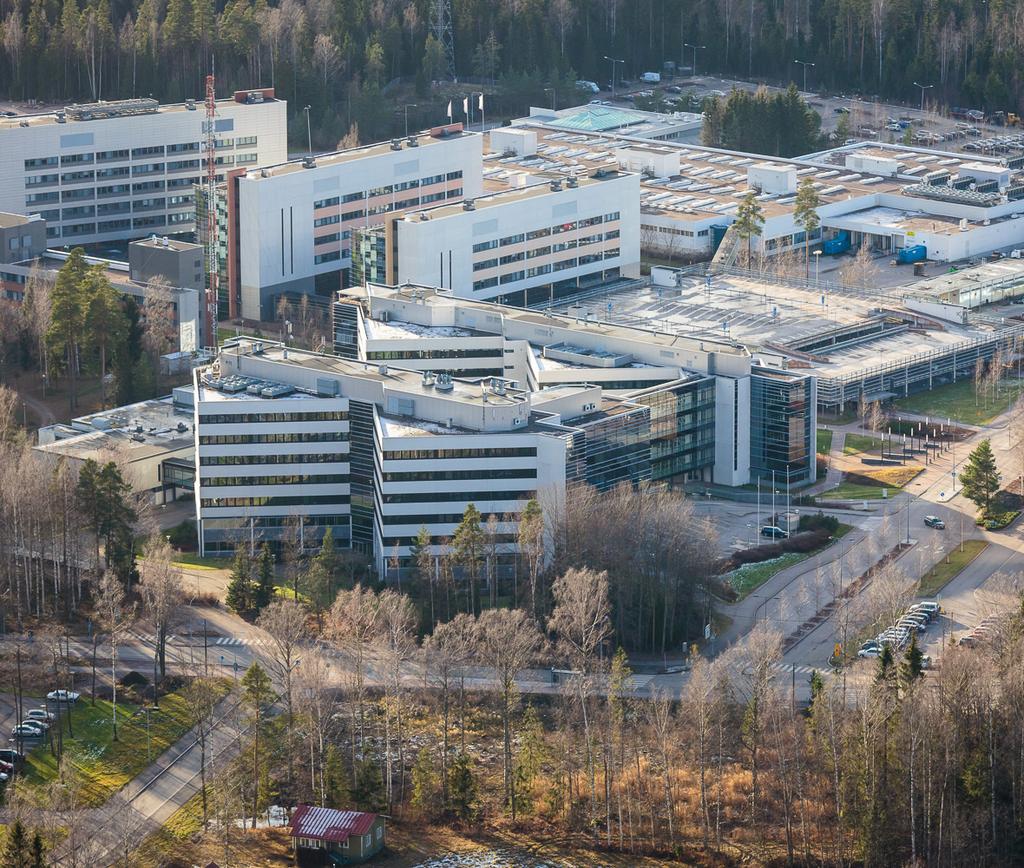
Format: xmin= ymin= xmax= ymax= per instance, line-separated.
xmin=760 ymin=525 xmax=787 ymax=539
xmin=0 ymin=749 xmax=24 ymax=766
xmin=665 ymin=85 xmax=683 ymax=94
xmin=924 ymin=515 xmax=945 ymax=529
xmin=834 ymin=106 xmax=851 ymax=114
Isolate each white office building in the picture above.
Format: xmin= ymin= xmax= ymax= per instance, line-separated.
xmin=372 ymin=169 xmax=641 ymax=305
xmin=0 ymin=90 xmax=287 ymax=246
xmin=215 ymin=125 xmax=483 ymax=321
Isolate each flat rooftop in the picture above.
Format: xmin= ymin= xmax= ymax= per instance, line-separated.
xmin=910 ymin=258 xmax=1024 ymax=300
xmin=363 ymin=319 xmax=480 ymax=340
xmin=0 ymin=94 xmax=276 ymax=132
xmin=241 ymin=128 xmax=477 ymax=180
xmin=528 ymin=104 xmax=702 ymax=136
xmin=485 ymin=125 xmax=905 ymax=224
xmin=196 ymin=374 xmax=318 ymax=403
xmin=0 ymin=212 xmax=41 ymax=229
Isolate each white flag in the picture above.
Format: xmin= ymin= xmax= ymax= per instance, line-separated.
xmin=463 ymin=96 xmax=469 ymax=115
xmin=446 ymin=100 xmax=452 ymax=119
xmin=477 ymin=93 xmax=484 ymax=111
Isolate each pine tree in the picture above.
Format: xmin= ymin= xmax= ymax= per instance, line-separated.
xmin=410 ymin=746 xmax=440 ymax=819
xmin=447 ymin=751 xmax=478 ymax=822
xmin=2 ymin=820 xmax=30 ymax=868
xmin=352 ymin=755 xmax=387 ymax=813
xmin=306 ymin=529 xmax=340 ymax=629
xmin=453 ymin=504 xmax=484 ymax=615
xmin=794 ymin=177 xmax=821 ymax=278
xmin=734 ymin=191 xmax=765 ymax=265
xmin=29 ymin=833 xmax=45 ymax=868
xmin=225 ymin=547 xmax=253 ymax=616
xmin=960 ymin=438 xmax=1001 ymax=516
xmin=83 ymin=269 xmax=128 ymax=409
xmin=46 ymin=247 xmax=89 ymax=410
xmin=900 ymin=632 xmax=925 ymax=686
xmin=252 ymin=543 xmax=275 ymax=612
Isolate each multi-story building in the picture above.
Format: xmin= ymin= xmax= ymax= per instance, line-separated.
xmin=332 ymin=282 xmax=803 ymax=488
xmin=0 ymin=90 xmax=287 ymax=247
xmin=372 ymin=169 xmax=640 ymax=306
xmin=749 ymin=366 xmax=817 ymax=484
xmin=207 ymin=124 xmax=482 ymax=322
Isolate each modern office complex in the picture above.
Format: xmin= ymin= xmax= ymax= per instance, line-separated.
xmin=0 ymin=91 xmax=287 ymax=246
xmin=332 ymin=282 xmax=817 ymax=487
xmin=363 ymin=169 xmax=640 ymax=306
xmin=205 ymin=124 xmax=482 ymax=322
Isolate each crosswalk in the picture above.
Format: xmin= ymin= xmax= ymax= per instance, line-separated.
xmin=127 ymin=632 xmax=265 ymax=648
xmin=774 ymin=662 xmax=823 ymax=676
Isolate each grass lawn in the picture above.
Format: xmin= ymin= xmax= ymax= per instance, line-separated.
xmin=916 ymin=539 xmax=988 ymax=596
xmin=890 ymin=378 xmax=1024 ymax=426
xmin=169 ymin=551 xmax=232 ymax=570
xmin=19 ymin=681 xmax=230 ymax=807
xmin=843 ymin=433 xmax=883 ymax=455
xmin=824 ymin=482 xmax=894 ymax=500
xmin=816 ymin=428 xmax=834 ymax=454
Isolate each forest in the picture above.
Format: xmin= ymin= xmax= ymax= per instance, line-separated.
xmin=1 ymin=0 xmax=1022 ymax=147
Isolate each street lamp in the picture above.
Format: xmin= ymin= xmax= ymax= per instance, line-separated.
xmin=544 ymin=87 xmax=556 ymax=111
xmin=403 ymin=103 xmax=417 ymax=138
xmin=684 ymin=43 xmax=706 ymax=77
xmin=303 ymin=105 xmax=312 ymax=156
xmin=813 ymin=249 xmax=822 ymax=285
xmin=604 ymin=56 xmax=624 ymax=98
xmin=793 ymin=59 xmax=815 ymax=94
xmin=913 ymin=81 xmax=933 ymax=114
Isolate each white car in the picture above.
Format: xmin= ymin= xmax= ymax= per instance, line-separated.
xmin=858 ymin=646 xmax=882 ymax=658
xmin=25 ymin=709 xmax=55 ymax=723
xmin=20 ymin=719 xmax=48 ymax=733
xmin=0 ymin=771 xmax=9 ymax=783
xmin=46 ymin=690 xmax=80 ymax=703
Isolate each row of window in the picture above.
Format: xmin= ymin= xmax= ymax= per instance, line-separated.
xmin=203 ymin=514 xmax=349 ymax=531
xmin=381 ymin=510 xmax=520 ymax=526
xmin=381 ymin=468 xmax=536 ymax=482
xmin=200 ymin=452 xmax=348 ymax=466
xmin=199 ymin=411 xmax=348 ymax=424
xmin=202 ymin=473 xmax=349 ymax=487
xmin=381 ymin=489 xmax=535 ymax=504
xmin=201 ymin=494 xmax=351 ymax=508
xmin=471 ymin=212 xmax=620 ymax=253
xmin=199 ymin=432 xmax=349 ymax=445
xmin=382 ymin=446 xmax=537 ymax=460
xmin=23 ymin=138 xmax=257 ymax=174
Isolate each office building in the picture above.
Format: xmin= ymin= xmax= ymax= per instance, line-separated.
xmin=0 ymin=90 xmax=287 ymax=246
xmin=373 ymin=169 xmax=640 ymax=305
xmin=207 ymin=124 xmax=482 ymax=322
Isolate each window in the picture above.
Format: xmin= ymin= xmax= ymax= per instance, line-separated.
xmin=368 ymin=185 xmax=393 ymax=197
xmin=97 ymin=184 xmax=130 ymax=197
xmin=473 ymin=258 xmax=497 ymax=272
xmin=61 ymin=170 xmax=95 ymax=184
xmin=62 ymin=205 xmax=95 ymax=220
xmin=26 ymin=192 xmax=59 ymax=204
xmin=472 ymin=239 xmax=498 ymax=253
xmin=446 ymin=170 xmax=463 ymax=180
xmin=200 ymin=431 xmax=348 ymax=445
xmin=473 ymin=277 xmax=499 ymax=291
xmin=553 ymin=257 xmax=577 ymax=271
xmin=167 ymin=160 xmax=201 ymax=172
xmin=526 ymin=227 xmax=550 ymax=240
xmin=236 ymin=152 xmax=258 ymax=165
xmin=132 ymin=145 xmax=165 ymax=158
xmin=133 ymin=163 xmax=165 ymax=175
xmin=97 ymin=202 xmax=131 ymax=216
xmin=96 ymin=149 xmax=129 ymax=162
xmin=315 ymin=251 xmax=341 ymax=264
xmin=341 ymin=209 xmax=365 ymax=222
xmin=342 ymin=191 xmax=364 ymax=203
xmin=499 ymin=233 xmax=524 ymax=246
xmin=579 ymin=215 xmax=603 ymax=228
xmin=24 ymin=157 xmax=58 ymax=170
xmin=61 ymin=153 xmax=94 ymax=166
xmin=420 ymin=173 xmax=443 ymax=185
xmin=315 ymin=196 xmax=340 ymax=209
xmin=525 ymin=264 xmax=551 ymax=278
xmin=552 ymin=221 xmax=577 ymax=234
xmin=97 ymin=166 xmax=130 ymax=179
xmin=25 ymin=174 xmax=59 ymax=188
xmin=604 ymin=211 xmax=620 ymax=222
xmin=133 ymin=181 xmax=164 ymax=194
xmin=315 ymin=232 xmax=341 ymax=246
xmin=314 ymin=214 xmax=340 ymax=227
xmin=499 ymin=252 xmax=524 ymax=265
xmin=445 ymin=187 xmax=462 ymax=198
xmin=499 ymin=270 xmax=524 ymax=284
xmin=526 ymin=245 xmax=550 ymax=259
xmin=168 ymin=142 xmax=201 ymax=154
xmin=236 ymin=135 xmax=257 ymax=147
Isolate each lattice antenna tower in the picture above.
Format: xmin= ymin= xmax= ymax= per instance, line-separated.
xmin=431 ymin=0 xmax=456 ymax=80
xmin=204 ymin=70 xmax=219 ymax=348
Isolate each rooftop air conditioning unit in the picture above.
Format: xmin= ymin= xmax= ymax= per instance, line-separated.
xmin=55 ymin=112 xmax=66 ymax=123
xmin=583 ymin=402 xmax=596 ymax=412
xmin=185 ymin=99 xmax=196 ymax=110
xmin=407 ymin=135 xmax=419 ymax=147
xmin=566 ymin=176 xmax=578 ymax=188
xmin=462 ymin=200 xmax=475 ymax=211
xmin=549 ymin=180 xmax=562 ymax=192
xmin=378 ymin=363 xmax=389 ymax=376
xmin=390 ymin=138 xmax=402 ymax=151
xmin=301 ymin=157 xmax=316 ymax=169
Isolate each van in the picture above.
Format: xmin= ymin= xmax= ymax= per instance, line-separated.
xmin=575 ymin=80 xmax=600 ymax=94
xmin=641 ymin=72 xmax=661 ymax=84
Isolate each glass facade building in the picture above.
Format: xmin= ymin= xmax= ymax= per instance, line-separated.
xmin=749 ymin=367 xmax=816 ymax=484
xmin=629 ymin=377 xmax=716 ymax=483
xmin=570 ymin=401 xmax=652 ymax=490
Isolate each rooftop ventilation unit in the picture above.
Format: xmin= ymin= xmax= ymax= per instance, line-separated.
xmin=301 ymin=157 xmax=316 ymax=169
xmin=407 ymin=135 xmax=419 ymax=147
xmin=422 ymin=371 xmax=436 ymax=387
xmin=390 ymin=138 xmax=402 ymax=151
xmin=549 ymin=180 xmax=563 ymax=192
xmin=185 ymin=99 xmax=196 ymax=110
xmin=566 ymin=176 xmax=578 ymax=188
xmin=54 ymin=112 xmax=66 ymax=123
xmin=434 ymin=373 xmax=454 ymax=392
xmin=378 ymin=363 xmax=389 ymax=376
xmin=462 ymin=200 xmax=475 ymax=211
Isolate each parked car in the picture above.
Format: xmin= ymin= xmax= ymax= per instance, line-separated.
xmin=958 ymin=634 xmax=977 ymax=647
xmin=11 ymin=724 xmax=44 ymax=739
xmin=897 ymin=617 xmax=927 ymax=634
xmin=885 ymin=122 xmax=902 ymax=132
xmin=834 ymin=106 xmax=850 ymax=114
xmin=25 ymin=708 xmax=55 ymax=724
xmin=21 ymin=719 xmax=48 ymax=732
xmin=47 ymin=689 xmax=80 ymax=703
xmin=760 ymin=525 xmax=787 ymax=539
xmin=665 ymin=85 xmax=683 ymax=94
xmin=910 ymin=601 xmax=940 ymax=620
xmin=924 ymin=515 xmax=945 ymax=529
xmin=858 ymin=646 xmax=882 ymax=658
xmin=0 ymin=760 xmax=14 ymax=774
xmin=0 ymin=749 xmax=24 ymax=765
xmin=0 ymin=772 xmax=8 ymax=783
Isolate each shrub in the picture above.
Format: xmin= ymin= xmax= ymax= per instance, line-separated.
xmin=799 ymin=512 xmax=840 ymax=534
xmin=166 ymin=519 xmax=198 ymax=551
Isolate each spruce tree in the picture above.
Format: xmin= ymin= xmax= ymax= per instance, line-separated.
xmin=2 ymin=820 xmax=29 ymax=868
xmin=225 ymin=547 xmax=253 ymax=616
xmin=252 ymin=543 xmax=276 ymax=612
xmin=453 ymin=504 xmax=484 ymax=615
xmin=959 ymin=438 xmax=1001 ymax=515
xmin=448 ymin=751 xmax=478 ymax=822
xmin=29 ymin=833 xmax=45 ymax=868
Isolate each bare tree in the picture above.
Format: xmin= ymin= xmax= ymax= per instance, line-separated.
xmin=329 ymin=583 xmax=379 ymax=771
xmin=375 ymin=588 xmax=417 ymax=810
xmin=95 ymin=569 xmax=135 ymax=741
xmin=475 ymin=607 xmax=542 ymax=818
xmin=183 ymin=675 xmax=220 ymax=828
xmin=138 ymin=534 xmax=184 ymax=691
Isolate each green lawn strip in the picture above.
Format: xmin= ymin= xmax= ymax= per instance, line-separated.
xmin=916 ymin=539 xmax=988 ymax=597
xmin=816 ymin=428 xmax=833 ymax=455
xmin=724 ymin=524 xmax=853 ymax=600
xmin=20 ymin=682 xmax=229 ymax=807
xmin=823 ymin=482 xmax=893 ymax=500
xmin=168 ymin=552 xmax=231 ymax=570
xmin=890 ymin=378 xmax=1024 ymax=426
xmin=843 ymin=433 xmax=883 ymax=455
xmin=273 ymin=584 xmax=311 ymax=604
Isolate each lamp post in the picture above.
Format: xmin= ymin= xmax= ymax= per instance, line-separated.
xmin=403 ymin=103 xmax=417 ymax=138
xmin=913 ymin=82 xmax=933 ymax=114
xmin=684 ymin=43 xmax=706 ymax=77
xmin=794 ymin=59 xmax=815 ymax=94
xmin=604 ymin=56 xmax=625 ymax=98
xmin=813 ymin=249 xmax=822 ymax=285
xmin=303 ymin=105 xmax=312 ymax=156
xmin=544 ymin=87 xmax=556 ymax=111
